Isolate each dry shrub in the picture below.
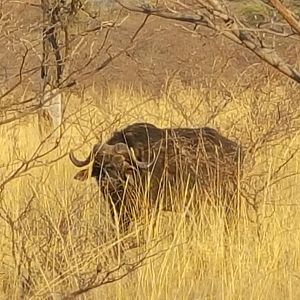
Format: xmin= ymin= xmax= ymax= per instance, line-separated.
xmin=0 ymin=79 xmax=300 ymax=299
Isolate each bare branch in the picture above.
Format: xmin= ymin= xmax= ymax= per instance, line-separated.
xmin=270 ymin=0 xmax=300 ymax=34
xmin=116 ymin=0 xmax=300 ymax=84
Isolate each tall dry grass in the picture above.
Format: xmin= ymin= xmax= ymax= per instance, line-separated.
xmin=0 ymin=82 xmax=300 ymax=299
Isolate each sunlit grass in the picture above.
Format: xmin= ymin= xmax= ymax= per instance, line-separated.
xmin=0 ymin=84 xmax=300 ymax=299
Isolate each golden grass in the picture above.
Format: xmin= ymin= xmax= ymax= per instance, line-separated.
xmin=0 ymin=83 xmax=300 ymax=299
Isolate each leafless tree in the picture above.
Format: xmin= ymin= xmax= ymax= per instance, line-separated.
xmin=116 ymin=0 xmax=300 ymax=84
xmin=1 ymin=1 xmax=300 ymax=297
xmin=0 ymin=2 xmax=153 ymax=297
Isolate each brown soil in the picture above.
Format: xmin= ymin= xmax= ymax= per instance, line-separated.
xmin=1 ymin=2 xmax=300 ymax=98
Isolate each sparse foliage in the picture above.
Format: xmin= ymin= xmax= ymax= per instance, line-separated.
xmin=0 ymin=0 xmax=300 ymax=298
xmin=117 ymin=0 xmax=300 ymax=83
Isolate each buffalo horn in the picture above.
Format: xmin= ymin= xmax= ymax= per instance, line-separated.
xmin=69 ymin=143 xmax=102 ymax=167
xmin=108 ymin=142 xmax=153 ymax=169
xmin=129 ymin=148 xmax=154 ymax=169
xmin=113 ymin=143 xmax=130 ymax=154
xmin=69 ymin=151 xmax=92 ymax=168
xmin=100 ymin=143 xmax=115 ymax=153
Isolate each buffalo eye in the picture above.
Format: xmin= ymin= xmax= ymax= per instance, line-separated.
xmin=112 ymin=155 xmax=125 ymax=164
xmin=103 ymin=165 xmax=119 ymax=178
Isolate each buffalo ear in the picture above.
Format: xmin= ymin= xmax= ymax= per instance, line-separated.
xmin=74 ymin=169 xmax=89 ymax=181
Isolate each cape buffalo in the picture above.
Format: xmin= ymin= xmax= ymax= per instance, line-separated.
xmin=69 ymin=122 xmax=243 ymax=231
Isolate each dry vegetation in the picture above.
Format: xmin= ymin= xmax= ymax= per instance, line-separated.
xmin=1 ymin=0 xmax=300 ymax=299
xmin=1 ymin=79 xmax=300 ymax=299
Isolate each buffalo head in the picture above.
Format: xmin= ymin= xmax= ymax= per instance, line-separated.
xmin=69 ymin=122 xmax=243 ymax=233
xmin=69 ymin=142 xmax=152 ymax=189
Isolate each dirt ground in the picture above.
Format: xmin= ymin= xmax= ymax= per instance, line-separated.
xmin=1 ymin=1 xmax=300 ymax=97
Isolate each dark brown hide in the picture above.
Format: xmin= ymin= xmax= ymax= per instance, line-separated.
xmin=69 ymin=122 xmax=243 ymax=231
